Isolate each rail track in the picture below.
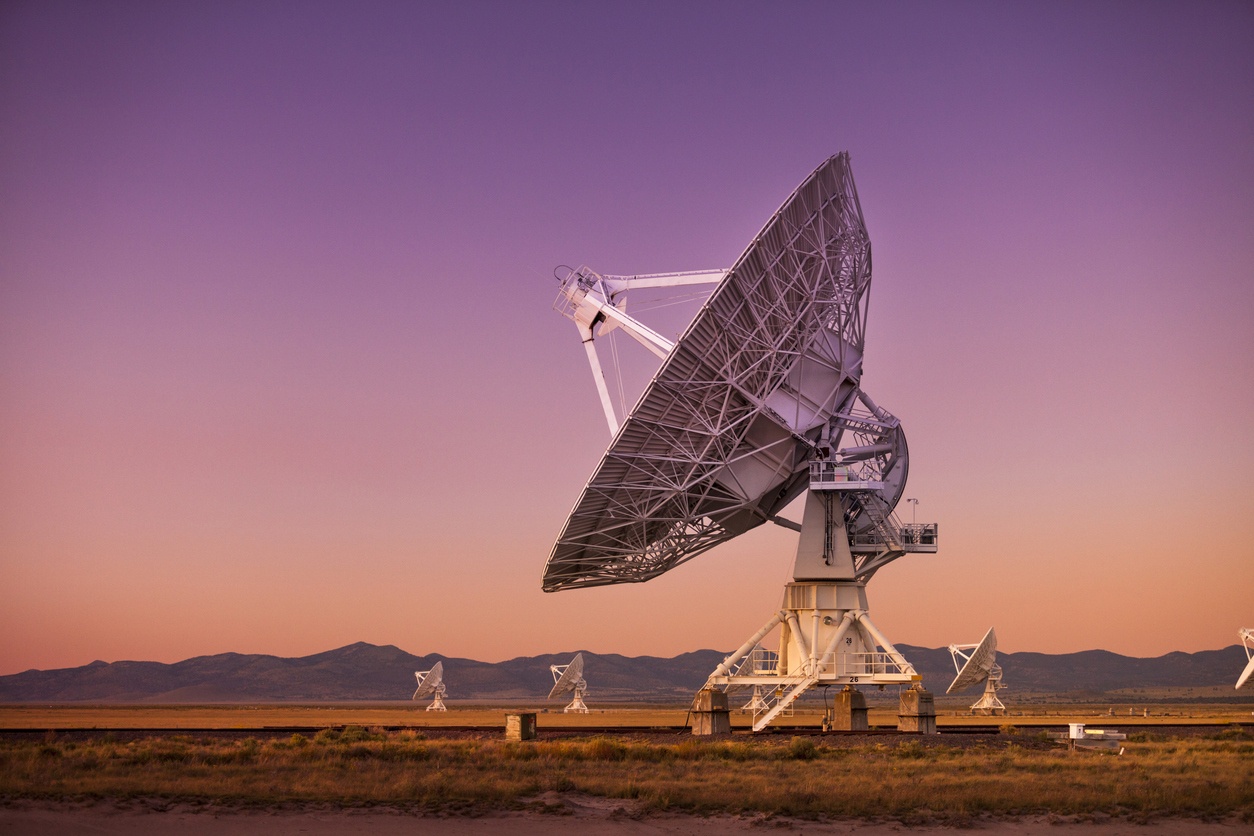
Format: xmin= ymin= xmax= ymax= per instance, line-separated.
xmin=2 ymin=722 xmax=1247 ymax=741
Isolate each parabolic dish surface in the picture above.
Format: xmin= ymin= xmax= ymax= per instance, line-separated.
xmin=544 ymin=154 xmax=875 ymax=591
xmin=548 ymin=653 xmax=585 ymax=699
xmin=1239 ymin=655 xmax=1254 ymax=690
xmin=414 ymin=661 xmax=444 ymax=699
xmin=949 ymin=628 xmax=999 ymax=694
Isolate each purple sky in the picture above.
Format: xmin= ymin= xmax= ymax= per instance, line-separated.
xmin=2 ymin=1 xmax=1252 ymax=675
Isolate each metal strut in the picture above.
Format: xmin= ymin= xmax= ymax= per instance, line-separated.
xmin=822 ymin=493 xmax=836 ymax=565
xmin=554 ymin=265 xmax=725 ymax=436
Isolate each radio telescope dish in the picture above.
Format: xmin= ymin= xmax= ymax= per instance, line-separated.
xmin=545 ymin=153 xmax=939 ymax=731
xmin=546 ymin=154 xmax=916 ymax=592
xmin=1238 ymin=628 xmax=1254 ymax=690
xmin=412 ymin=661 xmax=447 ymax=711
xmin=947 ymin=628 xmax=1006 ymax=715
xmin=548 ymin=652 xmax=589 ymax=713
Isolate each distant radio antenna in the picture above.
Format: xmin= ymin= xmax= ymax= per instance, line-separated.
xmin=947 ymin=627 xmax=1006 ymax=715
xmin=1238 ymin=628 xmax=1254 ymax=690
xmin=741 ymin=685 xmax=769 ymax=712
xmin=412 ymin=661 xmax=447 ymax=711
xmin=548 ymin=652 xmax=589 ymax=713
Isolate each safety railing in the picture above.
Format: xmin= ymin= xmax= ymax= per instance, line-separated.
xmin=808 ymin=460 xmax=883 ymax=489
xmin=813 ymin=651 xmax=914 ymax=679
xmin=899 ymin=523 xmax=938 ymax=552
xmin=732 ymin=645 xmax=779 ymax=677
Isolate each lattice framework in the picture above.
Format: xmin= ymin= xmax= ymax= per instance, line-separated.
xmin=545 ymin=154 xmax=880 ymax=591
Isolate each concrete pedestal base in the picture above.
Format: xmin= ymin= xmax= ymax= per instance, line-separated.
xmin=505 ymin=713 xmax=537 ymax=741
xmin=823 ymin=685 xmax=868 ymax=731
xmin=897 ymin=684 xmax=937 ymax=734
xmin=690 ymin=688 xmax=731 ymax=735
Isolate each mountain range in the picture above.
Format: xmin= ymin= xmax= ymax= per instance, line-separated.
xmin=0 ymin=642 xmax=1248 ymax=703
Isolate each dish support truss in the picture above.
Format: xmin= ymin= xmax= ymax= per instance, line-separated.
xmin=553 ymin=266 xmax=727 ymax=436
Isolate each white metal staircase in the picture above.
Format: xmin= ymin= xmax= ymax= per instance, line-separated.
xmin=751 ymin=668 xmax=818 ymax=731
xmin=851 ymin=491 xmax=901 ymax=551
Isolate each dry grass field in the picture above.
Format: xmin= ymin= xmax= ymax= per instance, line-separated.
xmin=1 ymin=725 xmax=1251 ymax=821
xmin=0 ymin=704 xmax=1251 ymax=823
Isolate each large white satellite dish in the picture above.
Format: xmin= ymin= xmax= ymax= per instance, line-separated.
xmin=548 ymin=652 xmax=589 ymax=713
xmin=412 ymin=661 xmax=447 ymax=711
xmin=1238 ymin=628 xmax=1254 ymax=690
xmin=546 ymin=154 xmax=939 ymax=731
xmin=947 ymin=627 xmax=1006 ymax=715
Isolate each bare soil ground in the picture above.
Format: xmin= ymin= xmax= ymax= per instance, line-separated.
xmin=2 ymin=799 xmax=1252 ymax=836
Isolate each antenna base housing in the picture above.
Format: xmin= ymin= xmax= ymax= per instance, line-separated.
xmin=563 ymin=686 xmax=589 ymax=714
xmin=704 ymin=579 xmax=920 ymax=732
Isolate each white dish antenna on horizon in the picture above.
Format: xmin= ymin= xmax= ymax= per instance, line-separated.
xmin=412 ymin=661 xmax=447 ymax=711
xmin=1238 ymin=628 xmax=1254 ymax=690
xmin=548 ymin=652 xmax=589 ymax=713
xmin=741 ymin=685 xmax=769 ymax=712
xmin=947 ymin=627 xmax=1006 ymax=715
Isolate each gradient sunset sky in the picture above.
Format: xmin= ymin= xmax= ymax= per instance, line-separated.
xmin=2 ymin=1 xmax=1252 ymax=676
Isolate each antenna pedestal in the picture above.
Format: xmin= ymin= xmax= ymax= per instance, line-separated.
xmin=775 ymin=581 xmax=920 ymax=690
xmin=968 ymin=668 xmax=1005 ymax=715
xmin=564 ymin=686 xmax=589 ymax=714
xmin=706 ymin=579 xmax=920 ymax=732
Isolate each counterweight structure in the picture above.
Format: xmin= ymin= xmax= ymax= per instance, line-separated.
xmin=545 ymin=154 xmax=938 ymax=730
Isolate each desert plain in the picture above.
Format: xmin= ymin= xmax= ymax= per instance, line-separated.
xmin=1 ymin=702 xmax=1251 ymax=834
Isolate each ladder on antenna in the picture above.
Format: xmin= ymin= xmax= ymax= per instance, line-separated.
xmin=751 ymin=670 xmax=818 ymax=732
xmin=851 ymin=491 xmax=901 ymax=552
